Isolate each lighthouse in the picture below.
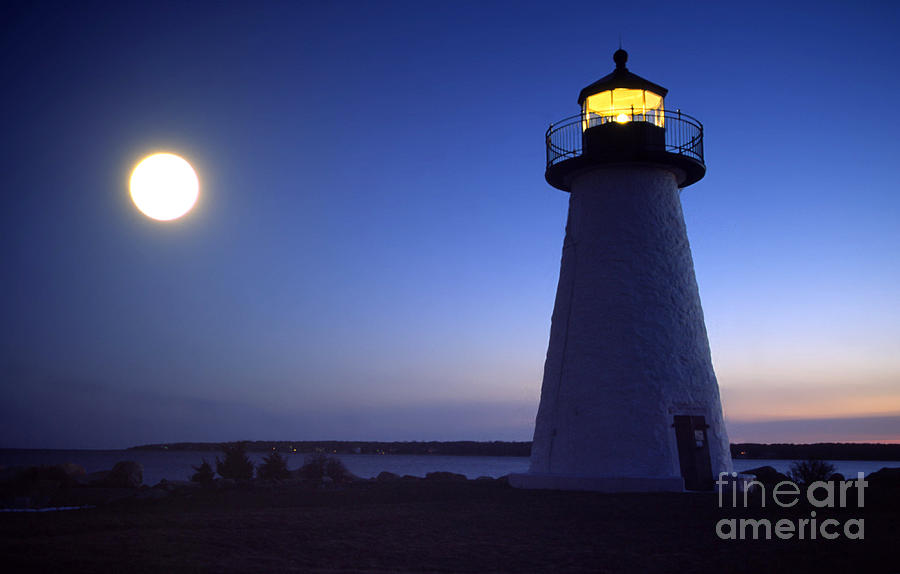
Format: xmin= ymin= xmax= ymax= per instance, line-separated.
xmin=510 ymin=49 xmax=733 ymax=492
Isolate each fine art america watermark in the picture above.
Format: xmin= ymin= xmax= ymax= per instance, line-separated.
xmin=715 ymin=472 xmax=866 ymax=541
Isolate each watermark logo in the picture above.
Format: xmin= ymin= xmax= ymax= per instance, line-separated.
xmin=715 ymin=472 xmax=866 ymax=540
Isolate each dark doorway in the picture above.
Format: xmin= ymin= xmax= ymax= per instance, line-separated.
xmin=673 ymin=415 xmax=714 ymax=491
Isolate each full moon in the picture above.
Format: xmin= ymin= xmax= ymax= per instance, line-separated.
xmin=129 ymin=153 xmax=199 ymax=221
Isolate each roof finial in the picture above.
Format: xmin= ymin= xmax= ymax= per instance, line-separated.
xmin=613 ymin=46 xmax=628 ymax=70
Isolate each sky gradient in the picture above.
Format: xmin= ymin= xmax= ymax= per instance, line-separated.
xmin=2 ymin=0 xmax=899 ymax=448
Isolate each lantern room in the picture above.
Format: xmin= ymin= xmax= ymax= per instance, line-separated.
xmin=545 ymin=48 xmax=705 ymax=191
xmin=579 ymin=49 xmax=667 ymax=128
xmin=583 ymin=87 xmax=665 ymax=127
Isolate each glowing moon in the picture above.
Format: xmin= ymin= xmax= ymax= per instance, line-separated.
xmin=129 ymin=153 xmax=199 ymax=221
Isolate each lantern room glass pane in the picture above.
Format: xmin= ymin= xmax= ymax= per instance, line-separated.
xmin=583 ymin=88 xmax=665 ymax=129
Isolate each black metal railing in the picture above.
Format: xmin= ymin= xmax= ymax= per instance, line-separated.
xmin=546 ymin=108 xmax=704 ymax=169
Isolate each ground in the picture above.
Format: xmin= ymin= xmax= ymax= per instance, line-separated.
xmin=1 ymin=480 xmax=896 ymax=573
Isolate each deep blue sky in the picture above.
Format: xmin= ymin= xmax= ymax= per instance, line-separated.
xmin=2 ymin=0 xmax=899 ymax=448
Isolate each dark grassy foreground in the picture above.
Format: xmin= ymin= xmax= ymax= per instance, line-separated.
xmin=1 ymin=480 xmax=896 ymax=573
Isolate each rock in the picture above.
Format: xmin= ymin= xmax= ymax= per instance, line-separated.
xmin=375 ymin=471 xmax=400 ymax=482
xmin=85 ymin=470 xmax=111 ymax=486
xmin=866 ymin=467 xmax=900 ymax=489
xmin=424 ymin=471 xmax=467 ymax=482
xmin=51 ymin=464 xmax=87 ymax=487
xmin=742 ymin=466 xmax=791 ymax=486
xmin=473 ymin=474 xmax=512 ymax=487
xmin=107 ymin=461 xmax=143 ymax=488
xmin=16 ymin=465 xmax=83 ymax=488
xmin=85 ymin=462 xmax=142 ymax=488
xmin=59 ymin=463 xmax=86 ymax=480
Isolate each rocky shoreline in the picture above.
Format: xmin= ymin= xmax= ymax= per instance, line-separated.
xmin=3 ymin=458 xmax=900 ymax=512
xmin=0 ymin=459 xmax=516 ymax=511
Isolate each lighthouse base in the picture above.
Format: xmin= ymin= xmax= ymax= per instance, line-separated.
xmin=508 ymin=473 xmax=684 ymax=493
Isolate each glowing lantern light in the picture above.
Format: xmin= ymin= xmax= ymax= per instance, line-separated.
xmin=579 ymin=49 xmax=667 ymax=130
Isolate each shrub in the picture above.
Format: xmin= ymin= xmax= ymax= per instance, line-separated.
xmin=191 ymin=459 xmax=215 ymax=484
xmin=789 ymin=459 xmax=836 ymax=486
xmin=257 ymin=451 xmax=290 ymax=480
xmin=300 ymin=452 xmax=328 ymax=481
xmin=216 ymin=442 xmax=255 ymax=481
xmin=325 ymin=457 xmax=351 ymax=483
xmin=299 ymin=452 xmax=351 ymax=483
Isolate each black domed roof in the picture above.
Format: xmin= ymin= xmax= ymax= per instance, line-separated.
xmin=577 ymin=49 xmax=668 ymax=105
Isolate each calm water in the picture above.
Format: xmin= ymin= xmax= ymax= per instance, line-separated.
xmin=0 ymin=450 xmax=531 ymax=485
xmin=1 ymin=449 xmax=896 ymax=486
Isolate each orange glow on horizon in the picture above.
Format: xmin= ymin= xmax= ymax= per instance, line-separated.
xmin=724 ymin=400 xmax=900 ymax=423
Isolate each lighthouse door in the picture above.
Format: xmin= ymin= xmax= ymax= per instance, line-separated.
xmin=673 ymin=415 xmax=714 ymax=491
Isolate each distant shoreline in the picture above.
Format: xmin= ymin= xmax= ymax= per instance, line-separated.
xmin=128 ymin=440 xmax=532 ymax=457
xmin=123 ymin=441 xmax=900 ymax=461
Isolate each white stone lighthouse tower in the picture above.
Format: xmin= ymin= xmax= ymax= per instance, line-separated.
xmin=510 ymin=49 xmax=732 ymax=492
